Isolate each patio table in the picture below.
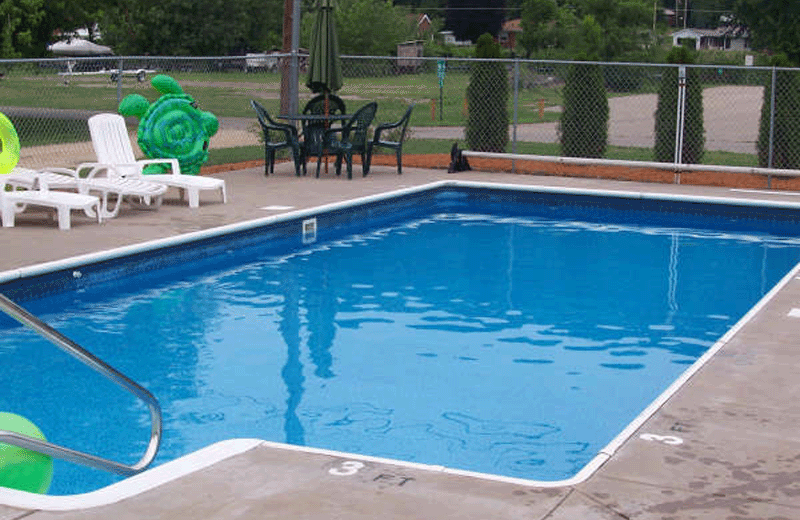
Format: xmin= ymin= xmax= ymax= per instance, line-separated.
xmin=278 ymin=114 xmax=353 ymax=176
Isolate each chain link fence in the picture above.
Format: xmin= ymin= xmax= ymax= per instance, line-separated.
xmin=0 ymin=55 xmax=797 ymax=175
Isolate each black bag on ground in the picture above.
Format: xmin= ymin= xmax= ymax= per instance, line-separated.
xmin=448 ymin=142 xmax=471 ymax=173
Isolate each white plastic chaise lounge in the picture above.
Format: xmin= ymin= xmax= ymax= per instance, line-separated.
xmin=40 ymin=164 xmax=168 ymax=219
xmin=4 ymin=167 xmax=80 ymax=191
xmin=88 ymin=113 xmax=227 ymax=208
xmin=1 ymin=175 xmax=101 ymax=230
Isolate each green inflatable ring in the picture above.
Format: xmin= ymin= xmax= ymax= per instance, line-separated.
xmin=0 ymin=412 xmax=53 ymax=494
xmin=0 ymin=113 xmax=20 ymax=174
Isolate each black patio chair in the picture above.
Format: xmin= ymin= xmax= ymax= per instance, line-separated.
xmin=250 ymin=100 xmax=304 ymax=176
xmin=317 ymin=102 xmax=378 ymax=179
xmin=302 ymin=93 xmax=347 ymax=116
xmin=300 ymin=94 xmax=347 ymax=165
xmin=364 ymin=104 xmax=415 ymax=176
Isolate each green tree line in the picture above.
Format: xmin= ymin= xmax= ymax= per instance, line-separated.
xmin=1 ymin=0 xmax=419 ymax=58
xmin=2 ymin=0 xmax=799 ymax=63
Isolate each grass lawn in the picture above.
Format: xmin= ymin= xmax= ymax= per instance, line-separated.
xmin=0 ymin=69 xmax=566 ymax=128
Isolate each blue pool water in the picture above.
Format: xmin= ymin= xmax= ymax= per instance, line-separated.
xmin=2 ymin=186 xmax=800 ymax=495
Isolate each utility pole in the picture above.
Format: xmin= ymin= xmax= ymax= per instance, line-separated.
xmin=653 ymin=0 xmax=657 ymax=35
xmin=280 ymin=0 xmax=300 ymax=116
xmin=683 ymin=0 xmax=688 ymax=29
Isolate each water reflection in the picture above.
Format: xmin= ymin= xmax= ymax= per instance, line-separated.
xmin=278 ymin=265 xmax=305 ymax=445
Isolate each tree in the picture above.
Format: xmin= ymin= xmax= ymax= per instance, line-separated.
xmin=0 ymin=0 xmax=45 ymax=58
xmin=29 ymin=0 xmax=107 ymax=57
xmin=690 ymin=0 xmax=736 ymax=28
xmin=445 ymin=0 xmax=505 ymax=44
xmin=572 ymin=0 xmax=652 ymax=60
xmin=654 ymin=46 xmax=705 ymax=164
xmin=559 ymin=16 xmax=608 ymax=158
xmin=466 ymin=33 xmax=509 ymax=152
xmin=735 ymin=0 xmax=800 ymax=64
xmin=518 ymin=0 xmax=559 ymax=57
xmin=329 ymin=0 xmax=416 ymax=56
xmin=300 ymin=0 xmax=415 ymax=56
xmin=100 ymin=0 xmax=284 ymax=55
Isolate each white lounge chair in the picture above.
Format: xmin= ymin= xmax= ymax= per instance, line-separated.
xmin=88 ymin=113 xmax=227 ymax=208
xmin=4 ymin=167 xmax=79 ymax=191
xmin=1 ymin=175 xmax=101 ymax=230
xmin=42 ymin=165 xmax=168 ymax=219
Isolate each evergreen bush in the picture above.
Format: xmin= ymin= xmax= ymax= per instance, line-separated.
xmin=466 ymin=33 xmax=509 ymax=152
xmin=654 ymin=46 xmax=705 ymax=163
xmin=757 ymin=54 xmax=800 ymax=169
xmin=560 ymin=61 xmax=608 ymax=158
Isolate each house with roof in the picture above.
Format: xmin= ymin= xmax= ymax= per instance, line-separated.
xmin=407 ymin=13 xmax=434 ymax=40
xmin=499 ymin=19 xmax=522 ymax=50
xmin=671 ymin=26 xmax=750 ymax=51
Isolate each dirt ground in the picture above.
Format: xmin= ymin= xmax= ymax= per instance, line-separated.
xmin=203 ymin=153 xmax=800 ymax=192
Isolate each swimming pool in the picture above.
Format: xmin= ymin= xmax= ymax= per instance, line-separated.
xmin=3 ymin=182 xmax=800 ymax=498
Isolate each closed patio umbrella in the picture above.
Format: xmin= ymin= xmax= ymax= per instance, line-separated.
xmin=306 ymin=0 xmax=343 ymax=174
xmin=306 ymin=0 xmax=342 ymax=96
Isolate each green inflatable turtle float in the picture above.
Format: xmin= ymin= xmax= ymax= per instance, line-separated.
xmin=119 ymin=74 xmax=218 ymax=175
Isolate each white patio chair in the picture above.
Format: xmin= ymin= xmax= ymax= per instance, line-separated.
xmin=4 ymin=167 xmax=79 ymax=191
xmin=1 ymin=175 xmax=101 ymax=230
xmin=42 ymin=165 xmax=168 ymax=219
xmin=88 ymin=113 xmax=227 ymax=208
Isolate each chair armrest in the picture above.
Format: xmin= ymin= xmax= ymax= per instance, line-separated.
xmin=274 ymin=121 xmax=300 ymax=137
xmin=262 ymin=121 xmax=300 ymax=143
xmin=372 ymin=121 xmax=402 ymax=144
xmin=73 ymin=162 xmax=119 ymax=179
xmin=322 ymin=124 xmax=350 ymax=143
xmin=38 ymin=167 xmax=80 ymax=178
xmin=376 ymin=119 xmax=403 ymax=132
xmin=137 ymin=158 xmax=181 ymax=175
xmin=276 ymin=124 xmax=300 ymax=141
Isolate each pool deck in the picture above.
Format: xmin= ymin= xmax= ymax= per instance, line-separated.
xmin=3 ymin=164 xmax=800 ymax=519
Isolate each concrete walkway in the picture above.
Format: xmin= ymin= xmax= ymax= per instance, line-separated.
xmin=1 ymin=165 xmax=799 ymax=519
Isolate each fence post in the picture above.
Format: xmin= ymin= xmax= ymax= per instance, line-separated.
xmin=512 ymin=58 xmax=519 ymax=173
xmin=439 ymin=59 xmax=445 ymax=122
xmin=673 ymin=65 xmax=687 ymax=181
xmin=116 ymin=58 xmax=123 ymax=104
xmin=767 ymin=66 xmax=777 ymax=188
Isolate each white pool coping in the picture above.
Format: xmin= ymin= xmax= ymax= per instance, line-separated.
xmin=3 ymin=180 xmax=800 ymax=511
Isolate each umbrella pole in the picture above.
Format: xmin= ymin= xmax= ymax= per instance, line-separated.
xmin=324 ymin=92 xmax=330 ymax=175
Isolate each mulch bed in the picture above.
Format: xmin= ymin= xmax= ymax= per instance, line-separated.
xmin=203 ymin=154 xmax=800 ymax=191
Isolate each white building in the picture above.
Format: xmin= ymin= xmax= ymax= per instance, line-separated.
xmin=671 ymin=27 xmax=750 ymax=51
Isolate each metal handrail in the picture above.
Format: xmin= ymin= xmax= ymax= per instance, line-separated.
xmin=0 ymin=293 xmax=162 ymax=476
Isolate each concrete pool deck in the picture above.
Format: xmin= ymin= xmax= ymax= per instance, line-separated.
xmin=2 ymin=164 xmax=800 ymax=519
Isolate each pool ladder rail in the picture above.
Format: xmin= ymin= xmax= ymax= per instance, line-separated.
xmin=0 ymin=293 xmax=162 ymax=477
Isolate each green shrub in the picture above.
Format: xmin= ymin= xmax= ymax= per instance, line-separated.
xmin=560 ymin=61 xmax=608 ymax=158
xmin=465 ymin=33 xmax=509 ymax=153
xmin=654 ymin=46 xmax=705 ymax=163
xmin=757 ymin=54 xmax=800 ymax=169
xmin=603 ymin=65 xmax=645 ymax=93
